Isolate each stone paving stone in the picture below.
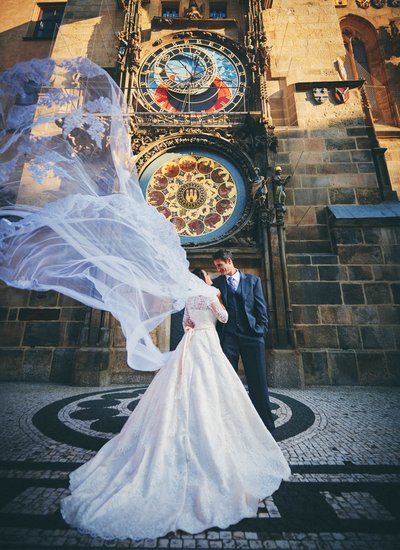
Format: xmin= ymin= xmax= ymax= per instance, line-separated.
xmin=1 ymin=486 xmax=69 ymax=515
xmin=321 ymin=491 xmax=395 ymax=521
xmin=258 ymin=497 xmax=281 ymax=519
xmin=0 ymin=384 xmax=399 ymax=548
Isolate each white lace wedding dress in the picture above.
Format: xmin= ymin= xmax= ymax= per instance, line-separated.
xmin=61 ymin=295 xmax=291 ymax=540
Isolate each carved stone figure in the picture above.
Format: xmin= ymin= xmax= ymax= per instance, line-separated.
xmin=129 ymin=32 xmax=141 ymax=67
xmin=389 ymin=20 xmax=400 ymax=57
xmin=355 ymin=0 xmax=371 ymax=7
xmin=272 ymin=166 xmax=290 ymax=207
xmin=312 ymin=87 xmax=329 ymax=104
xmin=259 ymin=32 xmax=272 ymax=72
xmin=245 ymin=32 xmax=256 ymax=66
xmin=371 ymin=0 xmax=386 ymax=8
xmin=335 ymin=56 xmax=348 ymax=81
xmin=251 ymin=168 xmax=269 ymax=207
xmin=185 ymin=1 xmax=203 ymax=19
xmin=116 ymin=32 xmax=128 ymax=66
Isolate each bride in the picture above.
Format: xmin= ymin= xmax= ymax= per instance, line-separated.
xmin=61 ymin=267 xmax=290 ymax=539
xmin=0 ymin=57 xmax=290 ymax=540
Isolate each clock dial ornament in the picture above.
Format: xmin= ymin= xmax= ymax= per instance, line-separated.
xmin=138 ymin=38 xmax=247 ymax=113
xmin=140 ymin=150 xmax=248 ymax=244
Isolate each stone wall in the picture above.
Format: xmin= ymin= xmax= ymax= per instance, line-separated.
xmin=263 ymin=0 xmax=400 ymax=386
xmin=52 ymin=0 xmax=122 ymax=67
xmin=0 ymin=0 xmax=54 ymax=69
xmin=290 ymin=206 xmax=400 ymax=386
xmin=0 ymin=284 xmax=146 ymax=385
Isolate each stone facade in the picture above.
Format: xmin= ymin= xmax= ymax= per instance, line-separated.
xmin=0 ymin=0 xmax=399 ymax=386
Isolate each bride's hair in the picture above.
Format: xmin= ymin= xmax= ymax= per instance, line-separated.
xmin=192 ymin=268 xmax=206 ymax=282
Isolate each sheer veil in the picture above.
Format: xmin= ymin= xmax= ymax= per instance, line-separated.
xmin=0 ymin=57 xmax=217 ymax=371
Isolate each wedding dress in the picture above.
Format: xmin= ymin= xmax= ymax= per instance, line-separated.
xmin=61 ymin=294 xmax=291 ymax=540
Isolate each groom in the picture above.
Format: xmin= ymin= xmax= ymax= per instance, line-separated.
xmin=212 ymin=249 xmax=275 ymax=433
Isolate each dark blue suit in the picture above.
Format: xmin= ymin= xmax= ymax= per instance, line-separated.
xmin=213 ymin=272 xmax=275 ymax=432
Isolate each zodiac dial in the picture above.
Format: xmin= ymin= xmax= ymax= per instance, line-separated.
xmin=138 ymin=38 xmax=247 ymax=113
xmin=140 ymin=150 xmax=247 ymax=244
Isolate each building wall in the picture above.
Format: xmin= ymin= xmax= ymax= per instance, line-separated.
xmin=0 ymin=0 xmax=55 ymax=69
xmin=264 ymin=0 xmax=400 ymax=385
xmin=51 ymin=0 xmax=122 ymax=66
xmin=0 ymin=0 xmax=399 ymax=386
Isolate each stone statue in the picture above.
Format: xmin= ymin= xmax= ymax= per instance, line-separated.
xmin=116 ymin=32 xmax=128 ymax=66
xmin=272 ymin=166 xmax=290 ymax=207
xmin=251 ymin=168 xmax=269 ymax=207
xmin=129 ymin=32 xmax=141 ymax=67
xmin=185 ymin=1 xmax=203 ymax=19
xmin=259 ymin=32 xmax=272 ymax=72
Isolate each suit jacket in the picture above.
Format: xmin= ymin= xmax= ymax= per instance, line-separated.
xmin=213 ymin=272 xmax=268 ymax=339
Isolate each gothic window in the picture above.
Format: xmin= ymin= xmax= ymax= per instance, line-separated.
xmin=343 ymin=34 xmax=379 ymax=114
xmin=161 ymin=2 xmax=180 ymax=17
xmin=341 ymin=16 xmax=398 ymax=126
xmin=209 ymin=2 xmax=227 ymax=18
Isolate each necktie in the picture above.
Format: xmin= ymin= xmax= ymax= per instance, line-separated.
xmin=227 ymin=276 xmax=235 ymax=292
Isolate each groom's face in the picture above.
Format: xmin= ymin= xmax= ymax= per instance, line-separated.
xmin=213 ymin=258 xmax=235 ymax=276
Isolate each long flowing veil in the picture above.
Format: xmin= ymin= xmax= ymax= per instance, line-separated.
xmin=0 ymin=57 xmax=216 ymax=371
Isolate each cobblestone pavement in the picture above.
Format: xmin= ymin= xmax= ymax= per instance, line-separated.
xmin=0 ymin=383 xmax=399 ymax=550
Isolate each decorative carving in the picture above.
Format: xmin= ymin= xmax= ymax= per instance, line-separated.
xmin=272 ymin=166 xmax=290 ymax=208
xmin=129 ymin=32 xmax=141 ymax=68
xmin=335 ymin=57 xmax=348 ymax=81
xmin=172 ymin=31 xmax=193 ymax=39
xmin=334 ymin=57 xmax=350 ymax=104
xmin=116 ymin=31 xmax=129 ymax=67
xmin=371 ymin=0 xmax=386 ymax=7
xmin=312 ymin=87 xmax=329 ymax=104
xmin=259 ymin=32 xmax=272 ymax=73
xmin=244 ymin=31 xmax=257 ymax=72
xmin=185 ymin=1 xmax=203 ymax=19
xmin=335 ymin=87 xmax=350 ymax=104
xmin=355 ymin=0 xmax=371 ymax=7
xmin=225 ymin=234 xmax=257 ymax=247
xmin=259 ymin=207 xmax=275 ymax=227
xmin=389 ymin=20 xmax=400 ymax=57
xmin=117 ymin=30 xmax=141 ymax=72
xmin=275 ymin=204 xmax=286 ymax=226
xmin=335 ymin=0 xmax=348 ymax=5
xmin=251 ymin=168 xmax=269 ymax=207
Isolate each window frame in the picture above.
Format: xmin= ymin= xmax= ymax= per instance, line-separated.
xmin=209 ymin=2 xmax=228 ymax=19
xmin=161 ymin=2 xmax=180 ymax=18
xmin=24 ymin=2 xmax=66 ymax=41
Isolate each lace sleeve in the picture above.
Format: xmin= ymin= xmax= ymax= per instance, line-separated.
xmin=210 ymin=299 xmax=228 ymax=324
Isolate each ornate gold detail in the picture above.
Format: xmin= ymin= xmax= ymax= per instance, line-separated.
xmin=355 ymin=0 xmax=371 ymax=8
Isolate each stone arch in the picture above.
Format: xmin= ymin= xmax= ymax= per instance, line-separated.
xmin=340 ymin=14 xmax=397 ymax=126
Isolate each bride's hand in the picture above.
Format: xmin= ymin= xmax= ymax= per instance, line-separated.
xmin=202 ymin=270 xmax=213 ymax=286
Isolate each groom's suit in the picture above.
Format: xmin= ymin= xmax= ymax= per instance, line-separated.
xmin=213 ymin=272 xmax=275 ymax=432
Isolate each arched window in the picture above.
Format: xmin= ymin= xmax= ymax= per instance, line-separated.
xmin=341 ymin=17 xmax=398 ymax=127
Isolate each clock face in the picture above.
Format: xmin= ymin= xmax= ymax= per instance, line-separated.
xmin=138 ymin=38 xmax=247 ymax=113
xmin=139 ymin=149 xmax=247 ymax=244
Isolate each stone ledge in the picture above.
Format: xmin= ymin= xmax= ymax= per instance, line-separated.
xmin=328 ymin=202 xmax=400 ymax=227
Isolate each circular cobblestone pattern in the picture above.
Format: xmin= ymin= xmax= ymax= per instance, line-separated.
xmin=32 ymin=387 xmax=315 ymax=451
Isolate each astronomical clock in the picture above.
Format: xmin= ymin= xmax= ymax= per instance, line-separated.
xmin=137 ymin=37 xmax=247 ymax=113
xmin=137 ymin=33 xmax=250 ymax=246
